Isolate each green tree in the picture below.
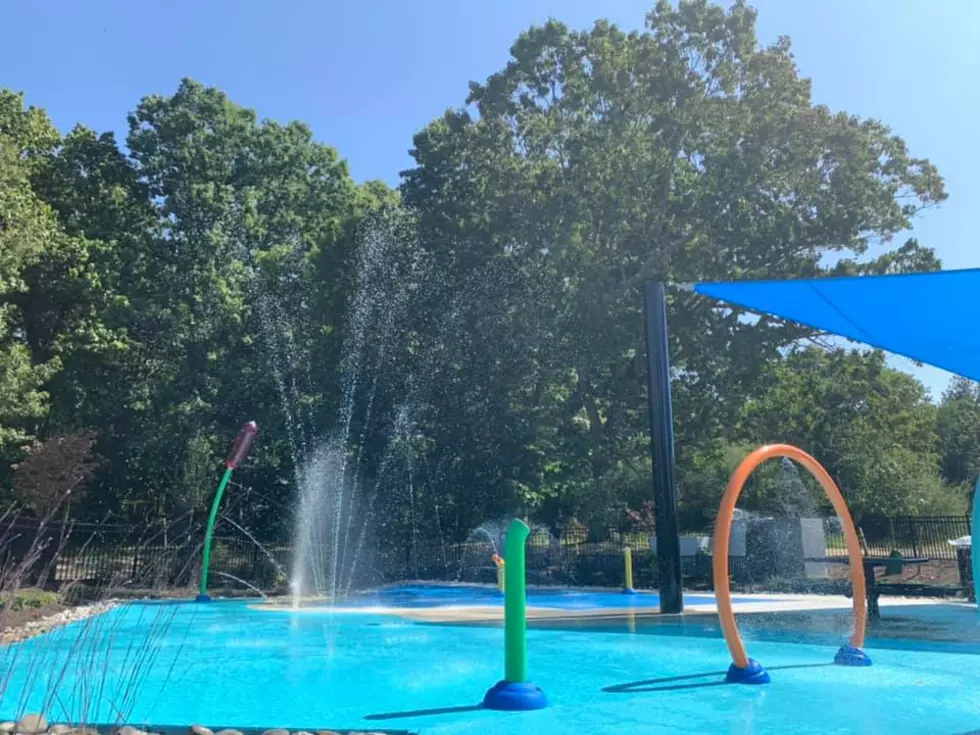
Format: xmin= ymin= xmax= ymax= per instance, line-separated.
xmin=937 ymin=377 xmax=980 ymax=488
xmin=739 ymin=348 xmax=963 ymax=517
xmin=0 ymin=1 xmax=962 ymax=548
xmin=0 ymin=91 xmax=65 ymax=454
xmin=21 ymin=80 xmax=362 ymax=528
xmin=400 ymin=0 xmax=946 ymax=528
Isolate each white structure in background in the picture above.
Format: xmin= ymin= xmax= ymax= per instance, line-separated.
xmin=800 ymin=517 xmax=828 ymax=578
xmin=705 ymin=511 xmax=829 ymax=579
xmin=703 ymin=510 xmax=749 ymax=566
xmin=648 ymin=535 xmax=711 ymax=557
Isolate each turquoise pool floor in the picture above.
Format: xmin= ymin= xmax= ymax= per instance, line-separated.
xmin=330 ymin=584 xmax=777 ymax=610
xmin=2 ymin=594 xmax=980 ymax=734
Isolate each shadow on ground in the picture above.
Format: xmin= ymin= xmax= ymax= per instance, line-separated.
xmin=603 ymin=663 xmax=833 ymax=694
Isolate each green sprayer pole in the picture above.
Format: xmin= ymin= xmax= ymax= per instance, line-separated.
xmin=199 ymin=466 xmax=234 ymax=599
xmin=503 ymin=518 xmax=530 ymax=683
xmin=483 ymin=517 xmax=547 ymax=710
xmin=197 ymin=421 xmax=258 ymax=602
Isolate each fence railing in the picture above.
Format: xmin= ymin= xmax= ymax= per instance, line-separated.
xmin=858 ymin=515 xmax=969 ymax=559
xmin=0 ymin=514 xmax=972 ymax=595
xmin=0 ymin=517 xmax=289 ymax=593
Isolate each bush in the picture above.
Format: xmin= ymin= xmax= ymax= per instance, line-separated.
xmin=0 ymin=588 xmax=59 ymax=611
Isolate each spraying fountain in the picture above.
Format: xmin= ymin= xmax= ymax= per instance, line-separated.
xmin=253 ymin=215 xmax=436 ymax=605
xmin=241 ymin=211 xmax=474 ymax=605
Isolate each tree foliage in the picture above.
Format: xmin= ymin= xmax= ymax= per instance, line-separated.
xmin=937 ymin=378 xmax=980 ymax=490
xmin=0 ymin=2 xmax=972 ymax=544
xmin=10 ymin=431 xmax=101 ymax=518
xmin=399 ymin=0 xmax=953 ymax=528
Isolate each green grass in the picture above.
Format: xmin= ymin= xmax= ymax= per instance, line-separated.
xmin=0 ymin=589 xmax=60 ymax=611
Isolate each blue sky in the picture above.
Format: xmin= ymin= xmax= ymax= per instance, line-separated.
xmin=1 ymin=0 xmax=976 ymax=398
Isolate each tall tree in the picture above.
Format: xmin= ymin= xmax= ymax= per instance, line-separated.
xmin=0 ymin=91 xmax=64 ymax=456
xmin=739 ymin=348 xmax=961 ymax=517
xmin=937 ymin=377 xmax=980 ymax=489
xmin=400 ymin=0 xmax=947 ymax=526
xmin=23 ymin=80 xmax=363 ymax=527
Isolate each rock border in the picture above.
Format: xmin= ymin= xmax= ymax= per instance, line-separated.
xmin=0 ymin=601 xmax=117 ymax=645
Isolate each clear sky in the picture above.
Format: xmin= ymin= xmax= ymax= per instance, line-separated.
xmin=1 ymin=0 xmax=976 ymax=398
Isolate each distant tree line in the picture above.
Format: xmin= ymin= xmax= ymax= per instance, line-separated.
xmin=0 ymin=2 xmax=973 ymax=547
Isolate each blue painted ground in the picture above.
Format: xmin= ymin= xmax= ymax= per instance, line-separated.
xmin=325 ymin=583 xmax=777 ymax=610
xmin=2 ymin=588 xmax=980 ymax=734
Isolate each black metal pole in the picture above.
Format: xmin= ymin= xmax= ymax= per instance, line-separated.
xmin=643 ymin=282 xmax=683 ymax=614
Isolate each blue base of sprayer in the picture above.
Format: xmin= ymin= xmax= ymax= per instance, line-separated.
xmin=483 ymin=680 xmax=548 ymax=710
xmin=621 ymin=587 xmax=638 ymax=595
xmin=726 ymin=659 xmax=770 ymax=684
xmin=834 ymin=645 xmax=872 ymax=666
xmin=195 ymin=594 xmax=212 ymax=602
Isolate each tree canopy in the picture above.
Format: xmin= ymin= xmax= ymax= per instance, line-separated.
xmin=0 ymin=1 xmax=972 ymax=547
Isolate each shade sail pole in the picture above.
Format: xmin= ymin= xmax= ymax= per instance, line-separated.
xmin=643 ymin=282 xmax=683 ymax=614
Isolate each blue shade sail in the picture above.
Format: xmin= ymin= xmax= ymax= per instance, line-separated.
xmin=692 ymin=269 xmax=980 ymax=382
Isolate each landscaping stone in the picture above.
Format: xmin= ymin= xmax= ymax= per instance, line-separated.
xmin=189 ymin=727 xmax=213 ymax=735
xmin=48 ymin=725 xmax=71 ymax=735
xmin=0 ymin=602 xmax=116 ymax=645
xmin=0 ymin=723 xmax=15 ymax=734
xmin=261 ymin=730 xmax=289 ymax=735
xmin=115 ymin=726 xmax=142 ymax=735
xmin=15 ymin=714 xmax=47 ymax=734
xmin=214 ymin=730 xmax=243 ymax=735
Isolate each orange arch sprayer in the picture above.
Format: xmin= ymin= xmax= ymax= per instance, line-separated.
xmin=713 ymin=444 xmax=872 ymax=683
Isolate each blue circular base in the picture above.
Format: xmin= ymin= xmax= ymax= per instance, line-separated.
xmin=483 ymin=680 xmax=548 ymax=710
xmin=725 ymin=659 xmax=771 ymax=684
xmin=834 ymin=645 xmax=872 ymax=666
xmin=621 ymin=587 xmax=639 ymax=595
xmin=195 ymin=594 xmax=212 ymax=602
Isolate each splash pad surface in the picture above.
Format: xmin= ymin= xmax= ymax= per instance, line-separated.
xmin=267 ymin=583 xmax=779 ymax=611
xmin=3 ymin=587 xmax=979 ymax=734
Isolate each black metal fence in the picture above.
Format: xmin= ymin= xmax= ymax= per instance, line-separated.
xmin=0 ymin=518 xmax=289 ymax=595
xmin=858 ymin=515 xmax=968 ymax=558
xmin=852 ymin=515 xmax=969 ymax=588
xmin=382 ymin=531 xmax=722 ymax=589
xmin=0 ymin=514 xmax=972 ymax=596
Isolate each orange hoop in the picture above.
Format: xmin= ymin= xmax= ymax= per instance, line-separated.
xmin=712 ymin=444 xmax=867 ymax=669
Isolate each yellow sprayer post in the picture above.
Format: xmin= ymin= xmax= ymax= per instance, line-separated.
xmin=492 ymin=553 xmax=505 ymax=593
xmin=622 ymin=545 xmax=637 ymax=594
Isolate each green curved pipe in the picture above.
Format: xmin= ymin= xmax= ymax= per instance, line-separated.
xmin=503 ymin=518 xmax=530 ymax=683
xmin=199 ymin=466 xmax=234 ymax=598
